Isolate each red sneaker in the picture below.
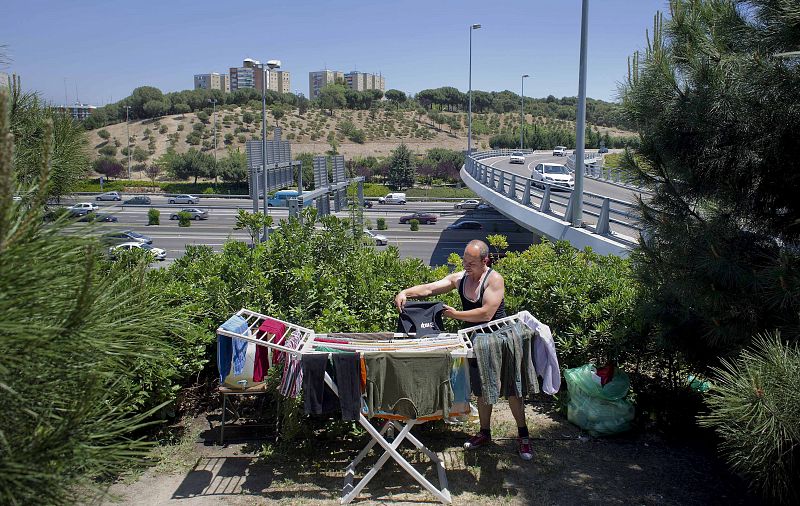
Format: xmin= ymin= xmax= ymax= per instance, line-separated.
xmin=463 ymin=432 xmax=491 ymax=450
xmin=518 ymin=437 xmax=533 ymax=461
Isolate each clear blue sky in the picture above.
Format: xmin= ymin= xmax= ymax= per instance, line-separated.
xmin=2 ymin=0 xmax=668 ymax=106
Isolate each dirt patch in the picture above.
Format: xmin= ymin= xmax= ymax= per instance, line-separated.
xmin=94 ymin=398 xmax=751 ymax=506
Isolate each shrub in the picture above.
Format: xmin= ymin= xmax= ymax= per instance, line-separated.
xmin=699 ymin=334 xmax=800 ymax=505
xmin=409 ymin=219 xmax=419 ymax=231
xmin=177 ymin=124 xmax=184 ymax=131
xmin=98 ymin=144 xmax=117 ymax=157
xmin=148 ymin=208 xmax=160 ymax=225
xmin=177 ymin=211 xmax=192 ymax=227
xmin=159 ymin=124 xmax=168 ymax=134
xmin=498 ymin=240 xmax=640 ymax=368
xmin=202 ymin=187 xmax=215 ymax=195
xmin=376 ymin=217 xmax=386 ymax=230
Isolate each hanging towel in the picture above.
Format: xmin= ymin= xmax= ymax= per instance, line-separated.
xmin=397 ymin=301 xmax=445 ymax=336
xmin=302 ymin=354 xmax=338 ymax=415
xmin=254 ymin=318 xmax=287 ymax=382
xmin=520 ymin=311 xmax=561 ymax=394
xmin=333 ymin=353 xmax=362 ymax=421
xmin=472 ymin=322 xmax=538 ymax=404
xmin=279 ymin=330 xmax=304 ymax=398
xmin=217 ymin=315 xmax=250 ymax=383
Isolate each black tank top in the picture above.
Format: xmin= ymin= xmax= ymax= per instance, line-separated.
xmin=458 ymin=268 xmax=507 ymax=326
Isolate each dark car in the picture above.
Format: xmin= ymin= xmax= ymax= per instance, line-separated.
xmin=78 ymin=212 xmax=118 ymax=223
xmin=399 ymin=212 xmax=437 ymax=225
xmin=102 ymin=230 xmax=153 ymax=245
xmin=598 ymin=146 xmax=609 ymax=154
xmin=446 ymin=221 xmax=483 ymax=230
xmin=124 ymin=196 xmax=152 ymax=205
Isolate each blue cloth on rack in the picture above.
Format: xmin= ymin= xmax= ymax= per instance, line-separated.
xmin=217 ymin=315 xmax=249 ymax=383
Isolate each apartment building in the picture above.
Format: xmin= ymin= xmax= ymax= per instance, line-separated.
xmin=308 ymin=69 xmax=345 ymax=99
xmin=231 ymin=59 xmax=290 ymax=94
xmin=312 ymin=70 xmax=386 ymax=97
xmin=194 ymin=72 xmax=230 ymax=92
xmin=57 ymin=103 xmax=97 ymax=120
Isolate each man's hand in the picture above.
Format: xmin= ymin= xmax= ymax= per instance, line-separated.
xmin=394 ymin=291 xmax=407 ymax=311
xmin=442 ymin=304 xmax=458 ymax=319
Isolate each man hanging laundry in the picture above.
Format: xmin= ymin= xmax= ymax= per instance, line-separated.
xmin=394 ymin=240 xmax=533 ymax=461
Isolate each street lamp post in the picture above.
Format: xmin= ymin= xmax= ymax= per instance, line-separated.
xmin=571 ymin=0 xmax=589 ymax=227
xmin=208 ymin=98 xmax=217 ymax=182
xmin=124 ymin=105 xmax=131 ymax=179
xmin=261 ymin=59 xmax=281 ymax=242
xmin=520 ymin=74 xmax=529 ymax=149
xmin=467 ymin=23 xmax=481 ymax=155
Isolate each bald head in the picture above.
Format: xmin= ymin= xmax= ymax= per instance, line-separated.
xmin=464 ymin=240 xmax=489 ymax=261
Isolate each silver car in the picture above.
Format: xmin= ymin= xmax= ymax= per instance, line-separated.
xmin=454 ymin=199 xmax=481 ymax=210
xmin=96 ymin=191 xmax=122 ymax=201
xmin=168 ymin=194 xmax=199 ymax=204
xmin=363 ymin=229 xmax=388 ymax=246
xmin=170 ymin=208 xmax=208 ymax=220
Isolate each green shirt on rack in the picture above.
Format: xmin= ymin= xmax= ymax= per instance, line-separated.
xmin=364 ymin=351 xmax=453 ymax=419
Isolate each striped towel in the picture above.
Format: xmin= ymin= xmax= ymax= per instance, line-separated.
xmin=279 ymin=330 xmax=304 ymax=398
xmin=473 ymin=332 xmax=503 ymax=404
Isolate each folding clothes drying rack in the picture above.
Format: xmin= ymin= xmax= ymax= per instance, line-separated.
xmin=217 ymin=308 xmax=525 ymax=505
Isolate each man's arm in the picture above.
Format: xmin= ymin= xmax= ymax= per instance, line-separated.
xmin=444 ymin=272 xmax=505 ymax=323
xmin=395 ymin=271 xmax=461 ymax=310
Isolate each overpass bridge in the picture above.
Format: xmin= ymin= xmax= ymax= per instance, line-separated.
xmin=461 ymin=150 xmax=643 ymax=258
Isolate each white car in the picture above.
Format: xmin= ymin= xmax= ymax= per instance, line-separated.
xmin=69 ymin=202 xmax=99 ymax=215
xmin=509 ymin=152 xmax=526 ymax=164
xmin=169 ymin=194 xmax=199 ymax=204
xmin=532 ymin=163 xmax=575 ymax=190
xmin=108 ymin=241 xmax=166 ymax=261
xmin=454 ymin=199 xmax=481 ymax=210
xmin=96 ymin=191 xmax=122 ymax=201
xmin=553 ymin=146 xmax=568 ymax=157
xmin=363 ymin=229 xmax=388 ymax=246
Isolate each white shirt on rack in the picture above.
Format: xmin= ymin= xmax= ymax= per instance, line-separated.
xmin=519 ymin=311 xmax=561 ymax=395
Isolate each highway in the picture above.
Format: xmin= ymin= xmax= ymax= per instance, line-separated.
xmin=59 ymin=197 xmax=538 ymax=267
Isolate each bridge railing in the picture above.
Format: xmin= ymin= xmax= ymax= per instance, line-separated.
xmin=466 ymin=152 xmax=642 ymax=241
xmin=566 ymin=153 xmax=642 ymax=189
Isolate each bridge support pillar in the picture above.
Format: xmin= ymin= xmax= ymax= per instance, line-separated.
xmin=596 ymin=198 xmax=610 ymax=235
xmin=564 ymin=189 xmax=578 ymax=224
xmin=540 ymin=185 xmax=551 ymax=213
xmin=522 ymin=180 xmax=532 ymax=206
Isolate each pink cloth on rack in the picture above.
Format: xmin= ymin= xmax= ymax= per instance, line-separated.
xmin=254 ymin=318 xmax=286 ymax=382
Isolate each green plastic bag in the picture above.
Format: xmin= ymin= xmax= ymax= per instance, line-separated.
xmin=564 ymin=364 xmax=635 ymax=436
xmin=563 ymin=364 xmax=631 ymax=400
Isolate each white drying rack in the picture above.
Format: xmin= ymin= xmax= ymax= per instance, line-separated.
xmin=216 ymin=308 xmax=474 ymax=505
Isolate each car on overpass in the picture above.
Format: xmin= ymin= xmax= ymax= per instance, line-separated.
xmin=532 ymin=163 xmax=575 ymax=190
xmin=553 ymin=146 xmax=568 ymax=157
xmin=509 ymin=152 xmax=526 ymax=164
xmin=399 ymin=212 xmax=437 ymax=225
